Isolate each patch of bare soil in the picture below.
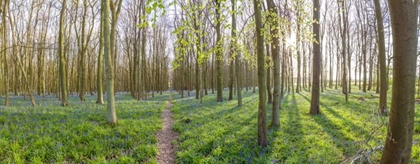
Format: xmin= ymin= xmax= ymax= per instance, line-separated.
xmin=157 ymin=93 xmax=178 ymax=164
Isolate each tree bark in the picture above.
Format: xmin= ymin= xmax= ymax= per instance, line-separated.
xmin=266 ymin=43 xmax=272 ymax=103
xmin=267 ymin=0 xmax=280 ymax=127
xmin=96 ymin=10 xmax=104 ymax=104
xmin=374 ymin=0 xmax=388 ymax=115
xmin=253 ymin=0 xmax=268 ymax=147
xmin=215 ymin=0 xmax=223 ymax=102
xmin=59 ymin=0 xmax=68 ymax=106
xmin=2 ymin=0 xmax=10 ymax=106
xmin=381 ymin=0 xmax=418 ymax=163
xmin=310 ymin=0 xmax=320 ymax=115
xmin=102 ymin=0 xmax=117 ymax=124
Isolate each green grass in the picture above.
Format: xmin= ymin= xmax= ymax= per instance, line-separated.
xmin=172 ymin=88 xmax=420 ymax=163
xmin=1 ymin=87 xmax=419 ymax=163
xmin=0 ymin=93 xmax=167 ymax=163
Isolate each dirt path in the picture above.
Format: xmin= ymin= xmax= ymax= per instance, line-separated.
xmin=157 ymin=92 xmax=178 ymax=164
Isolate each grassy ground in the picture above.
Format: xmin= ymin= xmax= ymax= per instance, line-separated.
xmin=171 ymin=88 xmax=420 ymax=163
xmin=0 ymin=93 xmax=167 ymax=163
xmin=1 ymin=88 xmax=419 ymax=163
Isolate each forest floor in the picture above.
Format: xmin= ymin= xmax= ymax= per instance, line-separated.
xmin=0 ymin=93 xmax=166 ymax=163
xmin=170 ymin=87 xmax=420 ymax=163
xmin=0 ymin=87 xmax=419 ymax=163
xmin=156 ymin=91 xmax=178 ymax=164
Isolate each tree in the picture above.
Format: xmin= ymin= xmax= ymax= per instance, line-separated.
xmin=337 ymin=0 xmax=348 ymax=102
xmin=381 ymin=0 xmax=418 ymax=162
xmin=231 ymin=0 xmax=241 ymax=105
xmin=2 ymin=0 xmax=10 ymax=106
xmin=234 ymin=2 xmax=242 ymax=107
xmin=266 ymin=43 xmax=272 ymax=103
xmin=59 ymin=0 xmax=68 ymax=106
xmin=102 ymin=0 xmax=117 ymax=124
xmin=267 ymin=0 xmax=280 ymax=127
xmin=309 ymin=0 xmax=320 ymax=114
xmin=295 ymin=0 xmax=302 ymax=94
xmin=253 ymin=0 xmax=268 ymax=147
xmin=75 ymin=0 xmax=94 ymax=101
xmin=215 ymin=0 xmax=223 ymax=102
xmin=373 ymin=0 xmax=387 ymax=115
xmin=96 ymin=10 xmax=104 ymax=104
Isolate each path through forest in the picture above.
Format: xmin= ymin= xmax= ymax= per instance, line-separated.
xmin=157 ymin=92 xmax=178 ymax=164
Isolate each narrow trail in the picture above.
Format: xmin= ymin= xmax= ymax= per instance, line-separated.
xmin=157 ymin=92 xmax=178 ymax=164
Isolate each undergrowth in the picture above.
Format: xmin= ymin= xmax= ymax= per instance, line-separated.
xmin=171 ymin=88 xmax=420 ymax=163
xmin=0 ymin=93 xmax=166 ymax=163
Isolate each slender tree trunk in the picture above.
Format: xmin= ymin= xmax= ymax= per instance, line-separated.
xmin=96 ymin=13 xmax=104 ymax=104
xmin=310 ymin=0 xmax=320 ymax=114
xmin=253 ymin=0 xmax=268 ymax=147
xmin=215 ymin=0 xmax=223 ymax=102
xmin=268 ymin=0 xmax=280 ymax=127
xmin=374 ymin=0 xmax=388 ymax=114
xmin=266 ymin=43 xmax=272 ymax=103
xmin=102 ymin=0 xmax=117 ymax=124
xmin=78 ymin=1 xmax=88 ymax=102
xmin=368 ymin=43 xmax=374 ymax=91
xmin=296 ymin=15 xmax=301 ymax=93
xmin=338 ymin=0 xmax=348 ymax=102
xmin=281 ymin=38 xmax=286 ymax=98
xmin=231 ymin=0 xmax=240 ymax=106
xmin=2 ymin=0 xmax=10 ymax=106
xmin=229 ymin=54 xmax=234 ymax=101
xmin=59 ymin=0 xmax=68 ymax=106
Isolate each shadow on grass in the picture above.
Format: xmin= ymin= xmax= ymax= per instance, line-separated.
xmin=270 ymin=93 xmax=306 ymax=162
xmin=298 ymin=92 xmax=371 ymax=157
xmin=173 ymin=90 xmax=282 ymax=163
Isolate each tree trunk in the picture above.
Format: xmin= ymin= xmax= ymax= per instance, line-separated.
xmin=253 ymin=0 xmax=268 ymax=147
xmin=215 ymin=0 xmax=223 ymax=102
xmin=59 ymin=0 xmax=68 ymax=106
xmin=231 ymin=0 xmax=240 ymax=106
xmin=2 ymin=0 xmax=10 ymax=106
xmin=266 ymin=43 xmax=272 ymax=103
xmin=268 ymin=0 xmax=280 ymax=127
xmin=374 ymin=0 xmax=388 ymax=115
xmin=96 ymin=11 xmax=104 ymax=104
xmin=310 ymin=0 xmax=320 ymax=115
xmin=381 ymin=0 xmax=418 ymax=162
xmin=102 ymin=0 xmax=117 ymax=124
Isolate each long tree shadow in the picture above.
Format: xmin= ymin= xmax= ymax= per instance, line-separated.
xmin=299 ymin=92 xmax=373 ymax=135
xmin=173 ymin=90 xmax=285 ymax=163
xmin=269 ymin=93 xmax=306 ymax=163
xmin=298 ymin=92 xmax=362 ymax=157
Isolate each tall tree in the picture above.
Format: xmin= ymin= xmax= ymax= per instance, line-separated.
xmin=96 ymin=9 xmax=104 ymax=104
xmin=59 ymin=0 xmax=68 ymax=106
xmin=231 ymin=0 xmax=240 ymax=104
xmin=373 ymin=0 xmax=387 ymax=115
xmin=75 ymin=0 xmax=94 ymax=101
xmin=381 ymin=0 xmax=418 ymax=162
xmin=232 ymin=0 xmax=242 ymax=107
xmin=2 ymin=0 xmax=10 ymax=106
xmin=110 ymin=0 xmax=122 ymax=95
xmin=267 ymin=0 xmax=280 ymax=127
xmin=309 ymin=0 xmax=320 ymax=114
xmin=295 ymin=0 xmax=302 ymax=93
xmin=102 ymin=0 xmax=117 ymax=124
xmin=254 ymin=0 xmax=268 ymax=146
xmin=215 ymin=0 xmax=223 ymax=102
xmin=337 ymin=0 xmax=348 ymax=102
